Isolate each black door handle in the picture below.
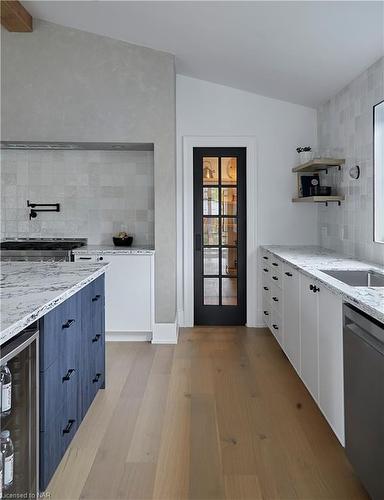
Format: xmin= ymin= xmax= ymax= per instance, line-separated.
xmin=272 ymin=262 xmax=278 ymax=267
xmin=263 ymin=256 xmax=268 ymax=260
xmin=62 ymin=368 xmax=75 ymax=382
xmin=263 ymin=268 xmax=269 ymax=272
xmin=62 ymin=319 xmax=75 ymax=329
xmin=285 ymin=272 xmax=293 ymax=277
xmin=92 ymin=294 xmax=101 ymax=302
xmin=313 ymin=286 xmax=320 ymax=293
xmin=272 ymin=276 xmax=278 ymax=281
xmin=272 ymin=324 xmax=279 ymax=330
xmin=92 ymin=334 xmax=101 ymax=343
xmin=263 ymin=310 xmax=269 ymax=316
xmin=263 ymin=286 xmax=269 ymax=291
xmin=195 ymin=234 xmax=201 ymax=251
xmin=309 ymin=284 xmax=314 ymax=290
xmin=79 ymin=257 xmax=92 ymax=260
xmin=62 ymin=419 xmax=75 ymax=435
xmin=272 ymin=297 xmax=278 ymax=302
xmin=92 ymin=373 xmax=102 ymax=383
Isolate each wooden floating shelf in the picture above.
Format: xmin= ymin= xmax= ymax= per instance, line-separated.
xmin=292 ymin=195 xmax=345 ymax=204
xmin=292 ymin=158 xmax=345 ymax=173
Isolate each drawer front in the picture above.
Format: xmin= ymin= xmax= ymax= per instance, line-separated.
xmin=270 ymin=269 xmax=282 ymax=288
xmin=262 ymin=273 xmax=271 ymax=303
xmin=271 ymin=309 xmax=283 ymax=346
xmin=40 ymin=292 xmax=80 ymax=370
xmin=262 ymin=301 xmax=271 ymax=327
xmin=40 ymin=393 xmax=78 ymax=491
xmin=270 ymin=283 xmax=282 ymax=314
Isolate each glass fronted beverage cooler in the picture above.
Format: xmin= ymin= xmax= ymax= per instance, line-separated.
xmin=0 ymin=323 xmax=38 ymax=498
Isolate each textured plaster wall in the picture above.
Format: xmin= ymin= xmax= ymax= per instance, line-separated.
xmin=1 ymin=20 xmax=176 ymax=323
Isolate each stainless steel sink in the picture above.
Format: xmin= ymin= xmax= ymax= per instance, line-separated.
xmin=320 ymin=269 xmax=384 ymax=287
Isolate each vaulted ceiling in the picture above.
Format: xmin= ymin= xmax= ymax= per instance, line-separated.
xmin=23 ymin=1 xmax=384 ymax=107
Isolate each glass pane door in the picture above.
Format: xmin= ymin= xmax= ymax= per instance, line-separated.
xmin=194 ymin=148 xmax=246 ymax=325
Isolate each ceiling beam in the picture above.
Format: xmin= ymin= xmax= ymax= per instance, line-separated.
xmin=1 ymin=1 xmax=32 ymax=32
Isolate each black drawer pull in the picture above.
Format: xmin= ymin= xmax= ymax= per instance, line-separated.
xmin=263 ymin=268 xmax=269 ymax=272
xmin=285 ymin=272 xmax=292 ymax=277
xmin=272 ymin=262 xmax=278 ymax=267
xmin=92 ymin=294 xmax=101 ymax=302
xmin=62 ymin=368 xmax=75 ymax=382
xmin=263 ymin=256 xmax=268 ymax=260
xmin=62 ymin=419 xmax=75 ymax=435
xmin=263 ymin=310 xmax=269 ymax=316
xmin=92 ymin=334 xmax=101 ymax=343
xmin=272 ymin=276 xmax=278 ymax=281
xmin=313 ymin=286 xmax=320 ymax=293
xmin=92 ymin=373 xmax=102 ymax=383
xmin=263 ymin=286 xmax=269 ymax=291
xmin=272 ymin=296 xmax=278 ymax=302
xmin=272 ymin=324 xmax=279 ymax=330
xmin=79 ymin=257 xmax=92 ymax=260
xmin=98 ymin=256 xmax=104 ymax=261
xmin=62 ymin=319 xmax=75 ymax=329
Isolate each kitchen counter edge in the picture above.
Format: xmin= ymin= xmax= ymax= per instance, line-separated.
xmin=261 ymin=245 xmax=384 ymax=324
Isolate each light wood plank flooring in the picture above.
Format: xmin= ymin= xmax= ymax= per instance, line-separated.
xmin=48 ymin=327 xmax=368 ymax=500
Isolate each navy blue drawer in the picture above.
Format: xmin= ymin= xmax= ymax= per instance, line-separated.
xmin=40 ymin=292 xmax=80 ymax=371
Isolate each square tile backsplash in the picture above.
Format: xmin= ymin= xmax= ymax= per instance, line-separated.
xmin=0 ymin=149 xmax=154 ymax=246
xmin=317 ymin=57 xmax=384 ymax=265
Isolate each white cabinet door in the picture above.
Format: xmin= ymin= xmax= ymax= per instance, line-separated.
xmin=318 ymin=287 xmax=344 ymax=445
xmin=103 ymin=254 xmax=153 ymax=333
xmin=300 ymin=274 xmax=319 ymax=401
xmin=283 ymin=264 xmax=300 ymax=374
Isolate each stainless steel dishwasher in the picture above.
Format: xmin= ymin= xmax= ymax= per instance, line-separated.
xmin=343 ymin=304 xmax=384 ymax=500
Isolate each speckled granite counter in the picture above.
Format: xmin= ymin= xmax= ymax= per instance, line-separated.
xmin=0 ymin=262 xmax=109 ymax=345
xmin=261 ymin=245 xmax=384 ymax=324
xmin=72 ymin=245 xmax=154 ymax=255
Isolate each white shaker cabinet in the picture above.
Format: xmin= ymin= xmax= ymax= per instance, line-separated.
xmin=318 ymin=287 xmax=345 ymax=445
xmin=282 ymin=264 xmax=300 ymax=374
xmin=300 ymin=274 xmax=319 ymax=402
xmin=74 ymin=253 xmax=154 ymax=339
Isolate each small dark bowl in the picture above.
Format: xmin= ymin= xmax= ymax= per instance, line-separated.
xmin=310 ymin=186 xmax=332 ymax=196
xmin=113 ymin=236 xmax=133 ymax=247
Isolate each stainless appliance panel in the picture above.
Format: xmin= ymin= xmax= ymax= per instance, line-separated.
xmin=343 ymin=304 xmax=384 ymax=500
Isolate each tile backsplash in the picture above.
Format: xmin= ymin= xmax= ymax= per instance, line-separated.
xmin=317 ymin=57 xmax=384 ymax=265
xmin=1 ymin=149 xmax=154 ymax=246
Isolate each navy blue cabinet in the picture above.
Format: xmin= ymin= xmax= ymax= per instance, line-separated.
xmin=39 ymin=276 xmax=105 ymax=491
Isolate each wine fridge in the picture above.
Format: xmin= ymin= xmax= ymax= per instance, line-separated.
xmin=0 ymin=322 xmax=38 ymax=498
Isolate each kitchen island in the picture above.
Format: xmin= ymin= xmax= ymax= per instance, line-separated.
xmin=0 ymin=261 xmax=108 ymax=492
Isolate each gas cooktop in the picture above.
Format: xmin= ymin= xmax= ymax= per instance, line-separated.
xmin=0 ymin=238 xmax=87 ymax=261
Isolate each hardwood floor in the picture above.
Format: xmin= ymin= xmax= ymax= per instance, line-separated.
xmin=48 ymin=327 xmax=368 ymax=500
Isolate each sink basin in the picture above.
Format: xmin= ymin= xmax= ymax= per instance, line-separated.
xmin=320 ymin=269 xmax=384 ymax=287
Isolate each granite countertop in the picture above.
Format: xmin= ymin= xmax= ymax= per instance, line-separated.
xmin=0 ymin=262 xmax=109 ymax=345
xmin=72 ymin=245 xmax=155 ymax=255
xmin=262 ymin=245 xmax=384 ymax=324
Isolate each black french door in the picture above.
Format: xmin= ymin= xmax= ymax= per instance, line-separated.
xmin=193 ymin=147 xmax=246 ymax=325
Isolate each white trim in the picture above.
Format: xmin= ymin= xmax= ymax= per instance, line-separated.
xmin=181 ymin=136 xmax=259 ymax=327
xmin=151 ymin=319 xmax=179 ymax=344
xmin=106 ymin=331 xmax=152 ymax=342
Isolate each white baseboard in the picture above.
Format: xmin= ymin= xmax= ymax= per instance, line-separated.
xmin=151 ymin=319 xmax=179 ymax=344
xmin=106 ymin=331 xmax=152 ymax=342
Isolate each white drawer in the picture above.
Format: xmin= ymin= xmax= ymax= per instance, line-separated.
xmin=270 ymin=282 xmax=282 ymax=314
xmin=270 ymin=270 xmax=282 ymax=288
xmin=271 ymin=309 xmax=283 ymax=346
xmin=262 ymin=302 xmax=271 ymax=327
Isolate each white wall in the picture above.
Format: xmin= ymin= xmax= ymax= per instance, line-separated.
xmin=176 ymin=75 xmax=318 ymax=326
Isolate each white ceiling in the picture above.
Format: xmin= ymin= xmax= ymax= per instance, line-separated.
xmin=23 ymin=1 xmax=384 ymax=107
